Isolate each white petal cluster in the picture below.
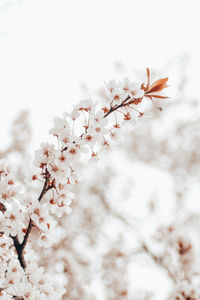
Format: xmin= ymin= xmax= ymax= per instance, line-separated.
xmin=105 ymin=77 xmax=145 ymax=102
xmin=34 ymin=77 xmax=147 ymax=192
xmin=0 ymin=256 xmax=65 ymax=299
xmin=32 ymin=77 xmax=149 ymax=253
xmin=0 ymin=161 xmax=26 ymax=241
xmin=0 ymin=161 xmax=66 ymax=299
xmin=0 ymin=73 xmax=168 ymax=299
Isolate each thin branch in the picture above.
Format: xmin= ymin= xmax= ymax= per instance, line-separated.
xmin=12 ymin=173 xmax=50 ymax=269
xmin=141 ymin=242 xmax=176 ymax=283
xmin=104 ymin=102 xmax=127 ymax=118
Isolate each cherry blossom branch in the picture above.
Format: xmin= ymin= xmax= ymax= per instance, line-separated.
xmin=14 ymin=92 xmax=140 ymax=269
xmin=104 ymin=71 xmax=168 ymax=118
xmin=12 ymin=172 xmax=51 ymax=269
xmin=13 ymin=94 xmax=138 ymax=270
xmin=0 ymin=69 xmax=169 ymax=299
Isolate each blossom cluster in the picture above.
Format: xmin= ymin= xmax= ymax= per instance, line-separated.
xmin=0 ymin=70 xmax=168 ymax=299
xmin=34 ymin=69 xmax=168 ymax=223
xmin=0 ymin=162 xmax=65 ymax=298
xmin=0 ymin=249 xmax=65 ymax=299
xmin=0 ymin=161 xmax=25 ymax=242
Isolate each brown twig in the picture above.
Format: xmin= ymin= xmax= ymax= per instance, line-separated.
xmin=104 ymin=96 xmax=131 ymax=118
xmin=12 ymin=173 xmax=50 ymax=269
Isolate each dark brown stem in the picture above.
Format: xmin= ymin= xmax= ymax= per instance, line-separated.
xmin=104 ymin=96 xmax=131 ymax=118
xmin=12 ymin=236 xmax=27 ymax=269
xmin=12 ymin=174 xmax=50 ymax=269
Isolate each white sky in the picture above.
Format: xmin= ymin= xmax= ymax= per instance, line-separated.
xmin=0 ymin=0 xmax=200 ymax=148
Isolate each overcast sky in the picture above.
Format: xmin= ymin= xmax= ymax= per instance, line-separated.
xmin=0 ymin=0 xmax=199 ymax=147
